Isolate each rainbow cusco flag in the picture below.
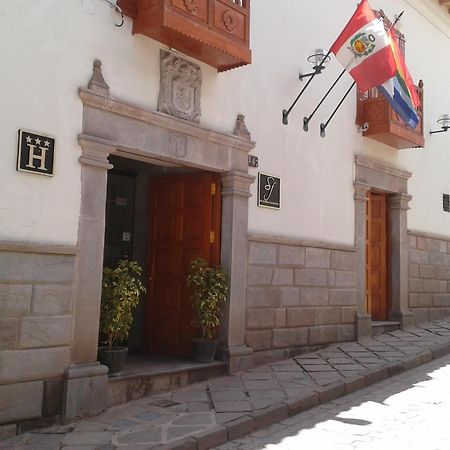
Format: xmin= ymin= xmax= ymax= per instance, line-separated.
xmin=378 ymin=30 xmax=420 ymax=129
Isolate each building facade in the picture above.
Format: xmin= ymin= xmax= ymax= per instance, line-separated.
xmin=1 ymin=0 xmax=450 ymax=431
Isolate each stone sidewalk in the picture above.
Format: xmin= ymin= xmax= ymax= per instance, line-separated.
xmin=3 ymin=318 xmax=450 ymax=450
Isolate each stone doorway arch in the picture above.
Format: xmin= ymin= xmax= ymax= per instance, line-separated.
xmin=354 ymin=155 xmax=414 ymax=338
xmin=65 ymin=61 xmax=255 ymax=419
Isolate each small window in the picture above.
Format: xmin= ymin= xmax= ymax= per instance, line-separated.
xmin=443 ymin=194 xmax=450 ymax=212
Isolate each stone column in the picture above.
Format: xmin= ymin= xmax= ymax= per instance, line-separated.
xmin=389 ymin=193 xmax=415 ymax=327
xmin=220 ymin=170 xmax=255 ymax=373
xmin=354 ymin=182 xmax=372 ymax=339
xmin=63 ymin=134 xmax=116 ymax=421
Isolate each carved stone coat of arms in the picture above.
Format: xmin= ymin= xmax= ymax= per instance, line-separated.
xmin=158 ymin=51 xmax=202 ymax=123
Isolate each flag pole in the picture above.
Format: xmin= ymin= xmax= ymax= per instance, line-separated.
xmin=320 ymin=81 xmax=356 ymax=138
xmin=282 ymin=50 xmax=332 ymax=125
xmin=303 ymin=69 xmax=346 ymax=132
xmin=391 ymin=11 xmax=404 ymax=29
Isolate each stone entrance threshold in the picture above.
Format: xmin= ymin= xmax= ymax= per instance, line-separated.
xmin=108 ymin=356 xmax=227 ymax=407
xmin=4 ymin=318 xmax=450 ymax=449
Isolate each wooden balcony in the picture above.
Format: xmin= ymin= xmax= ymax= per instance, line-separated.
xmin=440 ymin=0 xmax=450 ymax=15
xmin=356 ymin=81 xmax=424 ymax=149
xmin=118 ymin=0 xmax=251 ymax=72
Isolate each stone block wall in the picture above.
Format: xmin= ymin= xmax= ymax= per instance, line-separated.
xmin=0 ymin=244 xmax=76 ymax=427
xmin=409 ymin=232 xmax=450 ymax=323
xmin=246 ymin=236 xmax=357 ymax=362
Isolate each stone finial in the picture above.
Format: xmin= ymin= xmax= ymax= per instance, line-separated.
xmin=233 ymin=114 xmax=251 ymax=140
xmin=88 ymin=59 xmax=110 ymax=96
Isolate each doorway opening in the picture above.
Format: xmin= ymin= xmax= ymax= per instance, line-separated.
xmin=365 ymin=191 xmax=389 ymax=321
xmin=103 ymin=155 xmax=222 ymax=357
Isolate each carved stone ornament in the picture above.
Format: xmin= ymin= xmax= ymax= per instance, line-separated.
xmin=168 ymin=133 xmax=187 ymax=158
xmin=233 ymin=114 xmax=251 ymax=140
xmin=88 ymin=60 xmax=110 ymax=96
xmin=158 ymin=51 xmax=202 ymax=123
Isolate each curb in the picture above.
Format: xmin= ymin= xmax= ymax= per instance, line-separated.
xmin=155 ymin=346 xmax=450 ymax=449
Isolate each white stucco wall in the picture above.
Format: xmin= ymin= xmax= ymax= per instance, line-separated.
xmin=0 ymin=0 xmax=449 ymax=246
xmin=361 ymin=0 xmax=450 ymax=238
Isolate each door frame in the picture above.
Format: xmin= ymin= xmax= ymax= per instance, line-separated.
xmin=354 ymin=155 xmax=414 ymax=338
xmin=74 ymin=61 xmax=256 ymax=372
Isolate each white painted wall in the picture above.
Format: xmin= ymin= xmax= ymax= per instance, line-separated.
xmin=368 ymin=0 xmax=450 ymax=238
xmin=0 ymin=0 xmax=449 ymax=246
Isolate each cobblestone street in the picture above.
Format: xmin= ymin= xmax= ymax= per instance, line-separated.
xmin=218 ymin=353 xmax=450 ymax=450
xmin=2 ymin=319 xmax=450 ymax=449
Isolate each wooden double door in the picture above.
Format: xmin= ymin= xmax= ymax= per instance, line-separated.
xmin=366 ymin=192 xmax=389 ymax=321
xmin=145 ymin=172 xmax=221 ymax=356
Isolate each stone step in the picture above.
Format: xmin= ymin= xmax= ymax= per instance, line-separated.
xmin=372 ymin=321 xmax=401 ymax=336
xmin=107 ymin=357 xmax=226 ymax=407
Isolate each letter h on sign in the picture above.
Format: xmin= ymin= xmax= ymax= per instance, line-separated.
xmin=17 ymin=129 xmax=55 ymax=176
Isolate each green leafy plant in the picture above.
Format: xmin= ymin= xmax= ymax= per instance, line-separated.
xmin=186 ymin=257 xmax=229 ymax=340
xmin=100 ymin=260 xmax=146 ymax=351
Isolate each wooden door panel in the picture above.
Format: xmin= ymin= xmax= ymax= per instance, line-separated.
xmin=370 ymin=247 xmax=381 ymax=266
xmin=371 ymin=224 xmax=381 ymax=241
xmin=153 ymin=283 xmax=180 ymax=309
xmin=183 ymin=182 xmax=205 ymax=208
xmin=369 ymin=272 xmax=380 ymax=289
xmin=146 ymin=172 xmax=221 ymax=356
xmin=153 ymin=248 xmax=179 ymax=274
xmin=155 ymin=182 xmax=179 ymax=209
xmin=154 ymin=215 xmax=178 ymax=243
xmin=366 ymin=193 xmax=388 ymax=321
xmin=183 ymin=213 xmax=205 ymax=240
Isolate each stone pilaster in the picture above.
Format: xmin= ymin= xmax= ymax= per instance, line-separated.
xmin=354 ymin=182 xmax=372 ymax=339
xmin=64 ymin=134 xmax=116 ymax=421
xmin=389 ymin=193 xmax=415 ymax=327
xmin=219 ymin=170 xmax=255 ymax=373
xmin=63 ymin=362 xmax=108 ymax=422
xmin=73 ymin=135 xmax=116 ymax=364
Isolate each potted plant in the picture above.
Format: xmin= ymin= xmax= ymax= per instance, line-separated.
xmin=186 ymin=257 xmax=228 ymax=363
xmin=98 ymin=259 xmax=146 ymax=376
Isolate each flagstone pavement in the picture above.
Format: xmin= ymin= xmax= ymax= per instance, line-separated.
xmin=3 ymin=318 xmax=450 ymax=449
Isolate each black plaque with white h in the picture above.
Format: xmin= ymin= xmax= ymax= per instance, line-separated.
xmin=17 ymin=129 xmax=55 ymax=176
xmin=258 ymin=172 xmax=280 ymax=209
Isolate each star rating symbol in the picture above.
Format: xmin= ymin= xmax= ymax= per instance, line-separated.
xmin=26 ymin=136 xmax=32 ymax=143
xmin=44 ymin=140 xmax=50 ymax=147
xmin=35 ymin=138 xmax=41 ymax=145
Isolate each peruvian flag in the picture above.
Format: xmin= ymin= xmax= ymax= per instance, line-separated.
xmin=330 ymin=0 xmax=396 ymax=92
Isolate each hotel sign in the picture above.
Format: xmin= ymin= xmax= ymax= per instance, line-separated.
xmin=17 ymin=129 xmax=55 ymax=176
xmin=258 ymin=172 xmax=280 ymax=209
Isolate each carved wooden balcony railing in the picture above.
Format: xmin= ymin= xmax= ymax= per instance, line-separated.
xmin=118 ymin=0 xmax=251 ymax=71
xmin=356 ymin=81 xmax=424 ymax=149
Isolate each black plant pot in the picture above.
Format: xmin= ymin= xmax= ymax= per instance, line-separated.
xmin=192 ymin=338 xmax=219 ymax=363
xmin=98 ymin=346 xmax=128 ymax=377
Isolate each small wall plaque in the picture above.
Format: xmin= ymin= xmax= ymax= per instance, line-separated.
xmin=17 ymin=129 xmax=55 ymax=176
xmin=248 ymin=155 xmax=259 ymax=168
xmin=258 ymin=172 xmax=280 ymax=209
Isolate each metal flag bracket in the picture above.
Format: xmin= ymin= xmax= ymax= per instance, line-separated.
xmin=103 ymin=0 xmax=124 ymax=27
